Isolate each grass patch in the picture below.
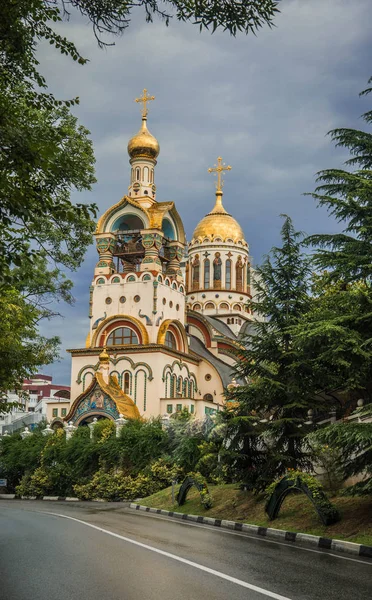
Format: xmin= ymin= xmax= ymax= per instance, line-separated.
xmin=139 ymin=484 xmax=372 ymax=546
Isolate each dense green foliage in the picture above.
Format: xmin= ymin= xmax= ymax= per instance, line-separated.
xmin=293 ymin=278 xmax=372 ymax=397
xmin=307 ymin=78 xmax=372 ymax=285
xmin=311 ymin=406 xmax=372 ymax=496
xmin=0 ymin=416 xmax=223 ymax=498
xmin=222 ymin=216 xmax=320 ymax=490
xmin=0 ymin=2 xmax=97 ymax=402
xmin=296 ymin=79 xmax=372 ymax=494
xmin=221 ymin=79 xmax=372 ymax=496
xmin=0 ymin=1 xmax=97 ymax=286
xmin=0 ymin=287 xmax=58 ymax=404
xmin=297 ymin=78 xmax=372 ymax=399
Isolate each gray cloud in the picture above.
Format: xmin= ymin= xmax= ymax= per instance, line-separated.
xmin=37 ymin=0 xmax=372 ymax=383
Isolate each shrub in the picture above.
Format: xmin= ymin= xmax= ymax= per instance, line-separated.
xmin=118 ymin=418 xmax=171 ymax=473
xmin=312 ymin=443 xmax=344 ymax=493
xmin=16 ymin=467 xmax=52 ymax=497
xmin=73 ymin=471 xmax=154 ymax=501
xmin=143 ymin=458 xmax=182 ymax=489
xmin=0 ymin=429 xmax=48 ymax=491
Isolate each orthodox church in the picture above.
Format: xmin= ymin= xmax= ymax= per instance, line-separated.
xmin=65 ymin=90 xmax=254 ymax=426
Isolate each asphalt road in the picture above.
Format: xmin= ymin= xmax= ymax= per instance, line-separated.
xmin=0 ymin=500 xmax=371 ymax=600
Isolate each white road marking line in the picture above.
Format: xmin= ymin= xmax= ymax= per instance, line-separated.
xmin=131 ymin=510 xmax=372 ymax=565
xmin=43 ymin=511 xmax=292 ymax=600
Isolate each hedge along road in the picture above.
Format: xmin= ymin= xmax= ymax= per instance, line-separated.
xmin=0 ymin=500 xmax=371 ymax=600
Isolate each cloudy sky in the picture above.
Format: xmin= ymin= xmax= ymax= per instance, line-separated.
xmin=38 ymin=0 xmax=371 ymax=384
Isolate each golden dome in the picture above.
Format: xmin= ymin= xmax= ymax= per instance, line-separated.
xmin=192 ymin=192 xmax=245 ymax=242
xmin=99 ymin=347 xmax=110 ymax=363
xmin=127 ymin=117 xmax=160 ymax=161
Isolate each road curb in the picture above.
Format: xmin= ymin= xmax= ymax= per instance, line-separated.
xmin=0 ymin=494 xmax=128 ymax=503
xmin=129 ymin=503 xmax=372 ymax=560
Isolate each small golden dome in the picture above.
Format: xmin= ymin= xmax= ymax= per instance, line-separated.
xmin=192 ymin=192 xmax=245 ymax=242
xmin=127 ymin=117 xmax=160 ymax=160
xmin=99 ymin=347 xmax=110 ymax=363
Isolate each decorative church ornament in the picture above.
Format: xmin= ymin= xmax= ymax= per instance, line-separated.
xmin=208 ymin=156 xmax=232 ymax=192
xmin=135 ymin=88 xmax=155 ymax=118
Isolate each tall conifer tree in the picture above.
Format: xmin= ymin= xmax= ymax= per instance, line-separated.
xmin=307 ymin=78 xmax=372 ymax=284
xmin=224 ymin=216 xmax=318 ymax=489
xmin=302 ymin=78 xmax=372 ymax=493
xmin=298 ymin=78 xmax=372 ymax=398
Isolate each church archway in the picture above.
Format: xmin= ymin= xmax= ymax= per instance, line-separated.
xmin=77 ymin=413 xmax=114 ymax=426
xmin=162 ymin=217 xmax=176 ymax=240
xmin=112 ymin=213 xmax=144 ymax=232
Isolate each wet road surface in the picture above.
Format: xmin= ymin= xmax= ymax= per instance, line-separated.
xmin=0 ymin=500 xmax=371 ymax=600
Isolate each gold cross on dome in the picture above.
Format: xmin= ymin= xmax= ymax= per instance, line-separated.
xmin=208 ymin=157 xmax=232 ymax=192
xmin=135 ymin=88 xmax=155 ymax=117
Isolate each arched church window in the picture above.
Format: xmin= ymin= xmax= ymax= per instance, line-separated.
xmin=247 ymin=262 xmax=251 ymax=286
xmin=170 ymin=374 xmax=176 ymax=397
xmin=135 ymin=167 xmax=140 ymax=181
xmin=123 ymin=372 xmax=131 ymax=394
xmin=213 ymin=253 xmax=222 ymax=289
xmin=205 ymin=302 xmax=215 ymax=310
xmin=203 ymin=393 xmax=213 ymax=402
xmin=177 ymin=376 xmax=183 ymax=397
xmin=233 ymin=304 xmax=242 ymax=312
xmin=165 ymin=331 xmax=177 ymax=351
xmin=225 ymin=259 xmax=231 ymax=290
xmin=107 ymin=327 xmax=139 ymax=346
xmin=193 ymin=303 xmax=201 ymax=311
xmin=236 ymin=256 xmax=243 ymax=292
xmin=204 ymin=259 xmax=210 ymax=289
xmin=192 ymin=255 xmax=200 ymax=291
xmin=96 ymin=278 xmax=105 ymax=285
xmin=144 ymin=166 xmax=149 ymax=182
xmin=82 ymin=372 xmax=94 ymax=392
xmin=219 ymin=302 xmax=229 ymax=310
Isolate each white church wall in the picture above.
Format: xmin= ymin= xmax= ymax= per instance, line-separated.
xmin=91 ymin=276 xmax=186 ymax=344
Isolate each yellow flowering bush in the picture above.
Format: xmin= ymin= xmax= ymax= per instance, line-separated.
xmin=16 ymin=467 xmax=52 ymax=497
xmin=73 ymin=471 xmax=153 ymax=501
